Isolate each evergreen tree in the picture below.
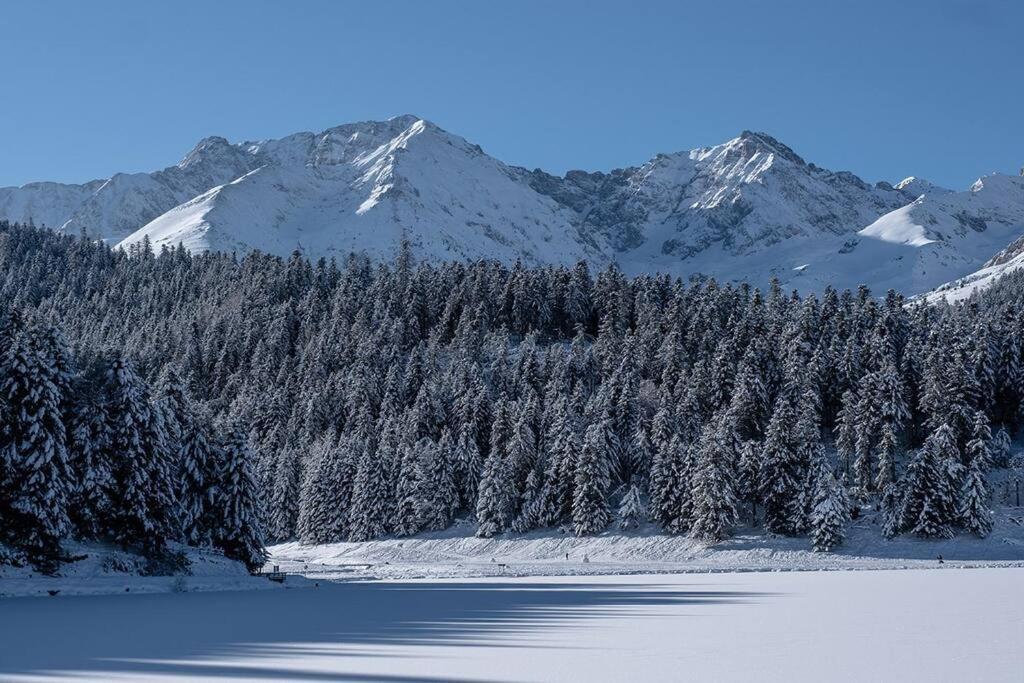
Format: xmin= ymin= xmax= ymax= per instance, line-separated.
xmin=420 ymin=433 xmax=459 ymax=531
xmin=809 ymin=465 xmax=849 ymax=552
xmin=689 ymin=417 xmax=740 ymax=543
xmin=900 ymin=434 xmax=955 ymax=539
xmin=212 ymin=425 xmax=268 ymax=571
xmin=617 ymin=482 xmax=646 ymax=530
xmin=0 ymin=316 xmax=70 ymax=568
xmin=476 ymin=401 xmax=515 ymax=537
xmin=178 ymin=419 xmax=218 ymax=546
xmin=992 ymin=426 xmax=1012 ymax=469
xmin=759 ymin=401 xmax=802 ymax=535
xmin=958 ymin=454 xmax=992 ymax=538
xmin=573 ymin=422 xmax=612 ymax=536
xmin=348 ymin=437 xmax=393 ymax=541
xmin=103 ymin=358 xmax=160 ymax=551
xmin=394 ymin=441 xmax=424 ymax=537
xmin=965 ymin=410 xmax=993 ymax=473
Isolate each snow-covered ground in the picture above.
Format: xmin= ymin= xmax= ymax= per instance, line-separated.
xmin=0 ymin=542 xmax=311 ymax=598
xmin=1 ymin=568 xmax=1021 ymax=682
xmin=269 ymin=503 xmax=1024 ymax=581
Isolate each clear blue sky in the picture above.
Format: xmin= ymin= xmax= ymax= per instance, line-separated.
xmin=2 ymin=0 xmax=1021 ymax=189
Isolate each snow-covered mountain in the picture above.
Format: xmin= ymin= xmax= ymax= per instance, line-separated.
xmin=861 ymin=173 xmax=1024 ymax=299
xmin=2 ymin=115 xmax=1022 ymax=296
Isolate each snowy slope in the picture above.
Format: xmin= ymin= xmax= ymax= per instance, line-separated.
xmin=924 ymin=234 xmax=1024 ymax=303
xmin=826 ymin=172 xmax=1024 ymax=296
xmin=0 ymin=136 xmax=261 ymax=242
xmin=4 ymin=115 xmax=1024 ymax=295
xmin=120 ymin=116 xmax=603 ymax=265
xmin=527 ymin=131 xmax=912 ymax=286
xmin=268 ymin=500 xmax=1024 ymax=581
xmin=915 ymin=175 xmax=1024 ymax=301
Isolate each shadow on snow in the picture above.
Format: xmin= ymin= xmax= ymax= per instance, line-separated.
xmin=0 ymin=580 xmax=773 ymax=682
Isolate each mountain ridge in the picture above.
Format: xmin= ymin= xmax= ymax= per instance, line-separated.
xmin=2 ymin=115 xmax=1022 ymax=297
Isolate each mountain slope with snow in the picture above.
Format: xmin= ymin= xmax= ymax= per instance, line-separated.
xmin=120 ymin=116 xmax=604 ymax=265
xmin=3 ymin=115 xmax=1023 ymax=296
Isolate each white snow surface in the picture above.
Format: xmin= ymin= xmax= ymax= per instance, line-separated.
xmin=1 ymin=568 xmax=1021 ymax=681
xmin=268 ymin=502 xmax=1024 ymax=581
xmin=922 ymin=203 xmax=1024 ymax=303
xmin=0 ymin=542 xmax=311 ymax=598
xmin=4 ymin=115 xmax=1023 ymax=296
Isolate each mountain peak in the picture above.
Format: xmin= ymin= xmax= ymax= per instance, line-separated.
xmin=734 ymin=130 xmax=806 ymax=166
xmin=178 ymin=135 xmax=238 ymax=169
xmin=388 ymin=113 xmax=425 ymax=126
xmin=894 ymin=176 xmax=951 ymax=198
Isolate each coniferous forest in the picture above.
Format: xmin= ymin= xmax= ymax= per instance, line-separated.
xmin=2 ymin=219 xmax=1022 ymax=572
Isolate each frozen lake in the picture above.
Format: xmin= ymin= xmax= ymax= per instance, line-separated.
xmin=2 ymin=568 xmax=1022 ymax=682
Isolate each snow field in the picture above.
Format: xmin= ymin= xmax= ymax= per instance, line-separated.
xmin=1 ymin=568 xmax=1021 ymax=682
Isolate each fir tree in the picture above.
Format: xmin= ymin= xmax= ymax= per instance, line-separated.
xmin=689 ymin=418 xmax=740 ymax=543
xmin=992 ymin=426 xmax=1012 ymax=469
xmin=759 ymin=401 xmax=802 ymax=535
xmin=900 ymin=435 xmax=955 ymax=539
xmin=617 ymin=482 xmax=646 ymax=530
xmin=809 ymin=465 xmax=849 ymax=552
xmin=0 ymin=317 xmax=70 ymax=568
xmin=103 ymin=358 xmax=160 ymax=551
xmin=958 ymin=454 xmax=992 ymax=538
xmin=212 ymin=425 xmax=268 ymax=572
xmin=178 ymin=419 xmax=218 ymax=546
xmin=573 ymin=422 xmax=612 ymax=536
xmin=348 ymin=438 xmax=393 ymax=542
xmin=420 ymin=433 xmax=459 ymax=531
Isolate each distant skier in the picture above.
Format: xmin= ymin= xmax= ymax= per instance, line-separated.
xmin=937 ymin=555 xmax=944 ymax=564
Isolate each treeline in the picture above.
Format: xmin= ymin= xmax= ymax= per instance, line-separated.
xmin=1 ymin=220 xmax=1022 ymax=559
xmin=0 ymin=307 xmax=265 ymax=572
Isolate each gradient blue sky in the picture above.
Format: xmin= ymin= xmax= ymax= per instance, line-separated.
xmin=2 ymin=0 xmax=1021 ymax=189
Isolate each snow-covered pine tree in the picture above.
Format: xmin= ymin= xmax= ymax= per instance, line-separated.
xmin=617 ymin=481 xmax=646 ymax=530
xmin=759 ymin=401 xmax=802 ymax=535
xmin=874 ymin=421 xmax=900 ymax=494
xmin=476 ymin=400 xmax=515 ymax=537
xmin=475 ymin=446 xmax=512 ymax=537
xmin=177 ymin=418 xmax=218 ymax=546
xmin=511 ymin=468 xmax=543 ymax=533
xmin=992 ymin=426 xmax=1012 ymax=469
xmin=347 ymin=435 xmax=394 ymax=542
xmin=834 ymin=389 xmax=858 ymax=478
xmin=965 ymin=410 xmax=993 ymax=473
xmin=103 ymin=357 xmax=160 ymax=551
xmin=537 ymin=396 xmax=579 ymax=527
xmin=809 ymin=464 xmax=849 ymax=552
xmin=453 ymin=424 xmax=483 ymax=511
xmin=737 ymin=438 xmax=762 ymax=524
xmin=419 ymin=432 xmax=459 ymax=531
xmin=143 ymin=392 xmax=182 ymax=543
xmin=649 ymin=434 xmax=684 ymax=531
xmin=573 ymin=421 xmax=612 ymax=536
xmin=212 ymin=424 xmax=267 ymax=572
xmin=263 ymin=442 xmax=301 ymax=543
xmin=900 ymin=432 xmax=955 ymax=539
xmin=0 ymin=316 xmax=71 ymax=568
xmin=66 ymin=395 xmax=112 ymax=540
xmin=689 ymin=416 xmax=740 ymax=543
xmin=627 ymin=421 xmax=653 ymax=490
xmin=958 ymin=452 xmax=993 ymax=538
xmin=880 ymin=482 xmax=903 ymax=539
xmin=393 ymin=439 xmax=424 ymax=537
